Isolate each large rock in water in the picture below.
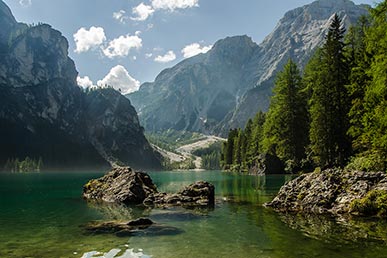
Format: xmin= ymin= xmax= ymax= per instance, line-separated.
xmin=83 ymin=167 xmax=158 ymax=204
xmin=83 ymin=167 xmax=215 ymax=207
xmin=144 ymin=181 xmax=215 ymax=207
xmin=265 ymin=169 xmax=387 ymax=217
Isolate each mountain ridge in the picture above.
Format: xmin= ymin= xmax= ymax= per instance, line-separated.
xmin=0 ymin=0 xmax=161 ymax=170
xmin=128 ymin=0 xmax=369 ymax=136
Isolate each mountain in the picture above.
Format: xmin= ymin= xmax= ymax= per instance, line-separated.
xmin=128 ymin=0 xmax=369 ymax=136
xmin=0 ymin=1 xmax=161 ymax=170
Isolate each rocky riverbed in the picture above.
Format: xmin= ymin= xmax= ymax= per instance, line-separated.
xmin=265 ymin=168 xmax=387 ymax=217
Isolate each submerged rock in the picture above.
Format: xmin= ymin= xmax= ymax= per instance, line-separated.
xmin=84 ymin=218 xmax=183 ymax=237
xmin=83 ymin=167 xmax=215 ymax=208
xmin=265 ymin=168 xmax=387 ymax=217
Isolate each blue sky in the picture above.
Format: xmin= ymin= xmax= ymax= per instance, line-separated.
xmin=3 ymin=0 xmax=376 ymax=94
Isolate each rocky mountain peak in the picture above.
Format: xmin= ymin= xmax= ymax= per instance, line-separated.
xmin=257 ymin=0 xmax=368 ymax=84
xmin=207 ymin=35 xmax=259 ymax=65
xmin=0 ymin=23 xmax=77 ymax=88
xmin=0 ymin=0 xmax=161 ymax=170
xmin=129 ymin=0 xmax=369 ymax=135
xmin=0 ymin=0 xmax=17 ymax=43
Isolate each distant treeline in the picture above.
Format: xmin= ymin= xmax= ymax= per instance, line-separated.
xmin=3 ymin=157 xmax=43 ymax=173
xmin=193 ymin=142 xmax=222 ymax=170
xmin=222 ymin=2 xmax=387 ymax=173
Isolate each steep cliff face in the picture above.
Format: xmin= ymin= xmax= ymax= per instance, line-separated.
xmin=128 ymin=0 xmax=369 ymax=136
xmin=0 ymin=1 xmax=161 ymax=170
xmin=85 ymin=88 xmax=161 ymax=169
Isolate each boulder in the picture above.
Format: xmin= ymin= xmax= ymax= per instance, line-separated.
xmin=83 ymin=167 xmax=158 ymax=204
xmin=265 ymin=168 xmax=387 ymax=217
xmin=144 ymin=181 xmax=215 ymax=207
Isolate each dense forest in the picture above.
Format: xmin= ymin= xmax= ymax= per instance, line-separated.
xmin=222 ymin=2 xmax=387 ymax=173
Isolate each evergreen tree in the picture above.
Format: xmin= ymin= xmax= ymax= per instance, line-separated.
xmin=346 ymin=16 xmax=371 ymax=153
xmin=223 ymin=129 xmax=238 ymax=167
xmin=262 ymin=59 xmax=309 ymax=170
xmin=308 ymin=14 xmax=351 ymax=167
xmin=233 ymin=129 xmax=243 ymax=166
xmin=357 ymin=1 xmax=387 ymax=170
xmin=247 ymin=111 xmax=266 ymax=164
xmin=241 ymin=119 xmax=253 ymax=168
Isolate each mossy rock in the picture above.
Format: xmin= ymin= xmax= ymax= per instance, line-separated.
xmin=350 ymin=190 xmax=387 ymax=217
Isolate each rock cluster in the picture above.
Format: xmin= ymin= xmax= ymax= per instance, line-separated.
xmin=144 ymin=181 xmax=215 ymax=207
xmin=83 ymin=167 xmax=158 ymax=204
xmin=265 ymin=169 xmax=387 ymax=216
xmin=83 ymin=167 xmax=215 ymax=207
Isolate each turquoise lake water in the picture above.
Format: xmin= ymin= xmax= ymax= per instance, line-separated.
xmin=1 ymin=170 xmax=387 ymax=258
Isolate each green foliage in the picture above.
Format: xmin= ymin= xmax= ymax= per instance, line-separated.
xmin=308 ymin=14 xmax=352 ymax=167
xmin=193 ymin=142 xmax=222 ymax=170
xmin=3 ymin=157 xmax=43 ymax=173
xmin=221 ymin=113 xmax=266 ymax=172
xmin=222 ymin=4 xmax=387 ymax=174
xmin=350 ymin=190 xmax=387 ymax=217
xmin=262 ymin=59 xmax=309 ymax=171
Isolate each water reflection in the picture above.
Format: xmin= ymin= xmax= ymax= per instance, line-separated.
xmin=277 ymin=212 xmax=387 ymax=243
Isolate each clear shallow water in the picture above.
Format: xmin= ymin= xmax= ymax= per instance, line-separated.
xmin=1 ymin=170 xmax=387 ymax=258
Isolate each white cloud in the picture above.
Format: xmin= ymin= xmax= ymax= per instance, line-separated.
xmin=182 ymin=43 xmax=212 ymax=58
xmin=113 ymin=10 xmax=128 ymax=24
xmin=131 ymin=3 xmax=155 ymax=21
xmin=154 ymin=50 xmax=176 ymax=63
xmin=73 ymin=27 xmax=106 ymax=53
xmin=131 ymin=0 xmax=198 ymax=21
xmin=97 ymin=65 xmax=140 ymax=95
xmin=151 ymin=0 xmax=199 ymax=11
xmin=77 ymin=76 xmax=96 ymax=89
xmin=102 ymin=34 xmax=142 ymax=58
xmin=19 ymin=0 xmax=31 ymax=7
xmin=145 ymin=53 xmax=153 ymax=58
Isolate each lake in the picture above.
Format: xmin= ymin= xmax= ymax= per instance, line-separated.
xmin=1 ymin=170 xmax=387 ymax=258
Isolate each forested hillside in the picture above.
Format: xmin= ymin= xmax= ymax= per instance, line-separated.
xmin=222 ymin=2 xmax=387 ymax=173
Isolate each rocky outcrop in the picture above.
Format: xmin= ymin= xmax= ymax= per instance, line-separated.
xmin=0 ymin=0 xmax=161 ymax=170
xmin=83 ymin=167 xmax=158 ymax=204
xmin=144 ymin=181 xmax=215 ymax=207
xmin=265 ymin=169 xmax=387 ymax=217
xmin=128 ymin=0 xmax=369 ymax=136
xmin=83 ymin=167 xmax=215 ymax=207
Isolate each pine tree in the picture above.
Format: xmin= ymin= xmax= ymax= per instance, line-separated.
xmin=247 ymin=111 xmax=266 ymax=164
xmin=346 ymin=16 xmax=371 ymax=153
xmin=262 ymin=59 xmax=309 ymax=170
xmin=308 ymin=14 xmax=351 ymax=167
xmin=358 ymin=1 xmax=387 ymax=170
xmin=233 ymin=129 xmax=243 ymax=166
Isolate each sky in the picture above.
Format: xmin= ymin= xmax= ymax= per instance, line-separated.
xmin=3 ymin=0 xmax=376 ymax=94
